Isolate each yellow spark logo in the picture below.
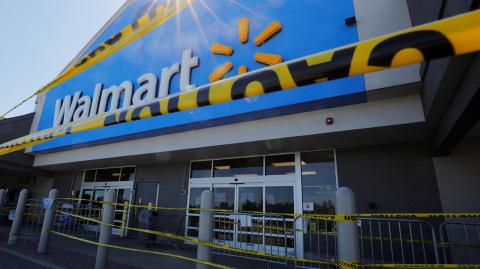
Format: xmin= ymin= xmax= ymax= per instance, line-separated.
xmin=209 ymin=18 xmax=283 ymax=82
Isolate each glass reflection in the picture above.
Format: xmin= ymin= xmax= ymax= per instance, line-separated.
xmin=265 ymin=186 xmax=294 ymax=214
xmin=301 ymin=151 xmax=337 ymax=214
xmin=265 ymin=154 xmax=295 ymax=176
xmin=238 ymin=187 xmax=262 ymax=212
xmin=213 ymin=187 xmax=234 ymax=210
xmin=213 ymin=157 xmax=263 ymax=177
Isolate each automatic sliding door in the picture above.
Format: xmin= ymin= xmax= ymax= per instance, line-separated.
xmin=213 ymin=186 xmax=235 ymax=246
xmin=265 ymin=186 xmax=295 ymax=256
xmin=236 ymin=186 xmax=263 ymax=250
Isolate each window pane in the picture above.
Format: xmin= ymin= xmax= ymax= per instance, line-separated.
xmin=93 ymin=189 xmax=105 ymax=202
xmin=84 ymin=170 xmax=96 ymax=182
xmin=265 ymin=186 xmax=294 ymax=214
xmin=265 ymin=154 xmax=295 ymax=175
xmin=238 ymin=187 xmax=263 ymax=212
xmin=213 ymin=157 xmax=263 ymax=177
xmin=190 ymin=161 xmax=212 ymax=178
xmin=95 ymin=168 xmax=121 ymax=182
xmin=189 ymin=188 xmax=209 ymax=208
xmin=301 ymin=151 xmax=337 ymax=214
xmin=213 ymin=187 xmax=235 ymax=210
xmin=120 ymin=167 xmax=135 ymax=181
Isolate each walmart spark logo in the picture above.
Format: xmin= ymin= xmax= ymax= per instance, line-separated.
xmin=208 ymin=18 xmax=283 ymax=82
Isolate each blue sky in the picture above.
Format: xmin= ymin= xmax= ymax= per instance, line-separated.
xmin=0 ymin=0 xmax=125 ymax=118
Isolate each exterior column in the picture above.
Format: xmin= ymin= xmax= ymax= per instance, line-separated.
xmin=8 ymin=189 xmax=29 ymax=245
xmin=336 ymin=187 xmax=360 ymax=268
xmin=95 ymin=189 xmax=116 ymax=269
xmin=38 ymin=189 xmax=58 ymax=254
xmin=196 ymin=190 xmax=214 ymax=269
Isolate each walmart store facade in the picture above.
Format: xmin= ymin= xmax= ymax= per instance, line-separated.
xmin=3 ymin=0 xmax=478 ymax=247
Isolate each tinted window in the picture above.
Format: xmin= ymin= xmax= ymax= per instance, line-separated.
xmin=84 ymin=170 xmax=96 ymax=182
xmin=266 ymin=186 xmax=294 ymax=214
xmin=213 ymin=157 xmax=263 ymax=177
xmin=301 ymin=151 xmax=337 ymax=214
xmin=265 ymin=154 xmax=295 ymax=175
xmin=95 ymin=168 xmax=121 ymax=182
xmin=120 ymin=167 xmax=135 ymax=181
xmin=190 ymin=161 xmax=212 ymax=178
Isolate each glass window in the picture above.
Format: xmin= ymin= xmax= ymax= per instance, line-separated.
xmin=265 ymin=154 xmax=295 ymax=175
xmin=188 ymin=188 xmax=209 ymax=208
xmin=81 ymin=189 xmax=93 ymax=204
xmin=213 ymin=157 xmax=263 ymax=177
xmin=238 ymin=187 xmax=263 ymax=212
xmin=301 ymin=151 xmax=337 ymax=214
xmin=120 ymin=167 xmax=135 ymax=181
xmin=93 ymin=189 xmax=105 ymax=202
xmin=95 ymin=168 xmax=121 ymax=182
xmin=84 ymin=170 xmax=96 ymax=182
xmin=190 ymin=161 xmax=212 ymax=178
xmin=265 ymin=186 xmax=294 ymax=214
xmin=213 ymin=187 xmax=235 ymax=210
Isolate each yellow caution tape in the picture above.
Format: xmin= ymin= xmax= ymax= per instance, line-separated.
xmin=50 ymin=230 xmax=232 ymax=269
xmin=56 ymin=197 xmax=480 ymax=223
xmin=1 ymin=9 xmax=480 ymax=155
xmin=54 ymin=210 xmax=480 ymax=269
xmin=55 ymin=209 xmax=336 ymax=266
xmin=0 ymin=0 xmax=193 ymax=118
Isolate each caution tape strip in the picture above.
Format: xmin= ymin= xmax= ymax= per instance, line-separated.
xmin=49 ymin=230 xmax=232 ymax=269
xmin=54 ymin=210 xmax=480 ymax=269
xmin=56 ymin=198 xmax=480 ymax=222
xmin=55 ymin=209 xmax=336 ymax=266
xmin=1 ymin=9 xmax=480 ymax=155
xmin=0 ymin=0 xmax=193 ymax=118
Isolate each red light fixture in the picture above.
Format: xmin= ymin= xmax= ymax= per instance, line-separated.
xmin=325 ymin=117 xmax=334 ymax=125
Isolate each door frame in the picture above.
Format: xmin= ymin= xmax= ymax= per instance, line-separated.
xmin=79 ymin=181 xmax=134 ymax=235
xmin=186 ymin=179 xmax=297 ymax=256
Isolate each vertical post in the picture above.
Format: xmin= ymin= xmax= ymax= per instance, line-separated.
xmin=196 ymin=190 xmax=214 ymax=269
xmin=38 ymin=189 xmax=58 ymax=254
xmin=119 ymin=201 xmax=129 ymax=238
xmin=95 ymin=189 xmax=116 ymax=269
xmin=336 ymin=187 xmax=360 ymax=267
xmin=0 ymin=189 xmax=5 ymax=216
xmin=8 ymin=189 xmax=29 ymax=245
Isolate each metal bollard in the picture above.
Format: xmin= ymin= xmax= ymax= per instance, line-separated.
xmin=95 ymin=189 xmax=116 ymax=269
xmin=336 ymin=187 xmax=360 ymax=268
xmin=0 ymin=189 xmax=5 ymax=215
xmin=119 ymin=201 xmax=129 ymax=238
xmin=38 ymin=189 xmax=58 ymax=254
xmin=196 ymin=190 xmax=214 ymax=269
xmin=8 ymin=189 xmax=29 ymax=245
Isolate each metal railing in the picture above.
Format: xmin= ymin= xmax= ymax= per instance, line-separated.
xmin=211 ymin=211 xmax=294 ymax=265
xmin=358 ymin=217 xmax=440 ymax=266
xmin=52 ymin=200 xmax=103 ymax=240
xmin=439 ymin=222 xmax=480 ymax=264
xmin=293 ymin=216 xmax=338 ymax=268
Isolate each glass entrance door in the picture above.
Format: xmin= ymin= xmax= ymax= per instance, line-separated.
xmin=80 ymin=182 xmax=134 ymax=235
xmin=187 ymin=182 xmax=295 ymax=256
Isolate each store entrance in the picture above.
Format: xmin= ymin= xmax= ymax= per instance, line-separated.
xmin=80 ymin=181 xmax=134 ymax=235
xmin=187 ymin=181 xmax=296 ymax=256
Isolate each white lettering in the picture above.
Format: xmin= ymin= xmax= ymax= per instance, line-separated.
xmin=180 ymin=49 xmax=199 ymax=91
xmin=159 ymin=63 xmax=180 ymax=98
xmin=73 ymin=95 xmax=92 ymax=121
xmin=98 ymin=81 xmax=133 ymax=113
xmin=132 ymin=73 xmax=157 ymax=105
xmin=89 ymin=83 xmax=103 ymax=117
xmin=53 ymin=91 xmax=81 ymax=126
xmin=52 ymin=49 xmax=200 ymax=126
